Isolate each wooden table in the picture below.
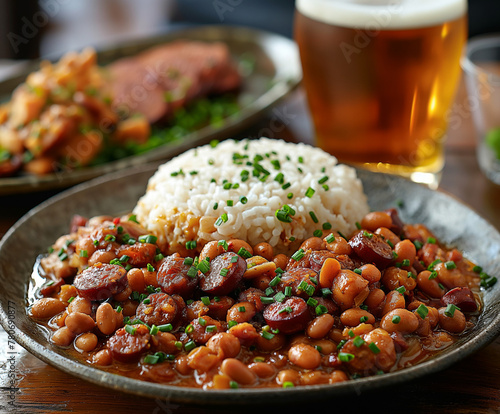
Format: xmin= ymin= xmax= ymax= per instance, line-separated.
xmin=0 ymin=82 xmax=499 ymax=414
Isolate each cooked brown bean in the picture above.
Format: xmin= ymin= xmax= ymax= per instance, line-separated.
xmin=96 ymin=302 xmax=117 ymax=335
xmin=228 ymin=322 xmax=259 ymax=347
xmin=228 ymin=239 xmax=253 ymax=256
xmin=75 ymin=332 xmax=98 ymax=352
xmin=248 ymin=362 xmax=275 ymax=378
xmin=113 ymin=286 xmax=132 ymax=302
xmin=220 ymin=358 xmax=256 ymax=385
xmin=186 ymin=346 xmax=220 ymax=373
xmin=67 ymin=296 xmax=92 ymax=315
xmin=199 ymin=240 xmax=223 ymax=262
xmin=276 ymin=369 xmax=299 ymax=385
xmin=30 ymin=298 xmax=66 ymax=319
xmin=374 ymin=227 xmax=401 ymax=247
xmin=364 ymin=288 xmax=385 ymax=315
xmin=206 ymin=332 xmax=241 ymax=358
xmin=253 ymin=242 xmax=274 ymax=261
xmin=256 ymin=331 xmax=286 ymax=352
xmin=152 ymin=332 xmax=179 ymax=354
xmin=361 ymin=211 xmax=392 ymax=231
xmin=226 ymin=301 xmax=256 ymax=323
xmin=300 ymin=370 xmax=330 ymax=385
xmin=175 ymin=355 xmax=193 ymax=376
xmin=394 ymin=239 xmax=417 ymax=267
xmin=331 ymin=269 xmax=369 ymax=311
xmin=273 ymin=254 xmax=289 ymax=270
xmin=307 ymin=314 xmax=335 ymax=339
xmin=417 ymin=270 xmax=446 ymax=298
xmin=330 ymin=370 xmax=349 ymax=384
xmin=438 ymin=307 xmax=466 ymax=333
xmin=310 ymin=338 xmax=336 ymax=354
xmin=288 ymin=343 xmax=321 ymax=369
xmin=65 ymin=312 xmax=95 ymax=335
xmin=381 ymin=291 xmax=406 ymax=315
xmin=340 ymin=308 xmax=375 ymax=327
xmin=324 ymin=232 xmax=352 ymax=255
xmin=93 ymin=349 xmax=112 ymax=366
xmin=51 ymin=326 xmax=75 ymax=346
xmin=300 ymin=237 xmax=326 ymax=251
xmin=381 ymin=309 xmax=419 ymax=333
xmin=88 ymin=250 xmax=117 ymax=266
xmin=359 ymin=264 xmax=382 ymax=283
xmin=435 ymin=262 xmax=468 ymax=290
xmin=127 ymin=268 xmax=146 ymax=293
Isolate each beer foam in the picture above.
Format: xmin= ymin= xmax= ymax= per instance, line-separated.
xmin=296 ymin=0 xmax=466 ymax=30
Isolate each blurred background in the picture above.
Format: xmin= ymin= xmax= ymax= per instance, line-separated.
xmin=0 ymin=0 xmax=499 ymax=61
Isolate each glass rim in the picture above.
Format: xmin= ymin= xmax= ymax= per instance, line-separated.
xmin=461 ymin=33 xmax=500 ymax=81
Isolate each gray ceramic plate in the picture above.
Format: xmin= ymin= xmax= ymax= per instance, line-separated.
xmin=0 ymin=25 xmax=301 ymax=195
xmin=0 ymin=164 xmax=499 ymax=405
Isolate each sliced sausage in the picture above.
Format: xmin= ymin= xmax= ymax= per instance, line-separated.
xmin=238 ymin=288 xmax=266 ymax=312
xmin=107 ymin=324 xmax=151 ymax=363
xmin=349 ymin=231 xmax=393 ymax=269
xmin=74 ymin=263 xmax=127 ymax=301
xmin=117 ymin=242 xmax=157 ymax=267
xmin=263 ymin=297 xmax=311 ymax=334
xmin=135 ymin=293 xmax=178 ymax=326
xmin=385 ymin=208 xmax=404 ymax=236
xmin=199 ymin=252 xmax=246 ymax=295
xmin=441 ymin=287 xmax=477 ymax=312
xmin=157 ymin=254 xmax=198 ymax=298
xmin=187 ymin=315 xmax=224 ymax=345
xmin=277 ymin=268 xmax=318 ymax=299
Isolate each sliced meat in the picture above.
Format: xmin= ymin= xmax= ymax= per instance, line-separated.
xmin=135 ymin=292 xmax=178 ymax=326
xmin=349 ymin=231 xmax=393 ymax=269
xmin=199 ymin=252 xmax=246 ymax=296
xmin=74 ymin=263 xmax=127 ymax=301
xmin=263 ymin=297 xmax=311 ymax=335
xmin=107 ymin=324 xmax=151 ymax=363
xmin=441 ymin=287 xmax=478 ymax=312
xmin=157 ymin=253 xmax=198 ymax=298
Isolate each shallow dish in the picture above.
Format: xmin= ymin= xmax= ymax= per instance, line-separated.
xmin=0 ymin=25 xmax=301 ymax=195
xmin=0 ymin=164 xmax=499 ymax=404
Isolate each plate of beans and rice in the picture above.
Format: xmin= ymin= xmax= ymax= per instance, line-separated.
xmin=0 ymin=138 xmax=499 ymax=404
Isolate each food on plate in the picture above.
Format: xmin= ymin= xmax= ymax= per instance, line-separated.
xmin=0 ymin=48 xmax=150 ymax=176
xmin=109 ymin=40 xmax=241 ymax=123
xmin=134 ymin=138 xmax=369 ymax=255
xmin=28 ymin=139 xmax=494 ymax=389
xmin=0 ymin=40 xmax=241 ymax=177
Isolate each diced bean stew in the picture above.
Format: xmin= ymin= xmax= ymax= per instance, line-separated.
xmin=28 ymin=209 xmax=494 ymax=389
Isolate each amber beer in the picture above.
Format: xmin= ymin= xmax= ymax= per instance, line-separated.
xmin=295 ymin=0 xmax=467 ymax=182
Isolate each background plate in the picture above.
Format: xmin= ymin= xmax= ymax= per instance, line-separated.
xmin=0 ymin=164 xmax=499 ymax=404
xmin=0 ymin=25 xmax=301 ymax=195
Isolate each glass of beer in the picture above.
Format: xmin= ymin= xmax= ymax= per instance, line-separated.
xmin=294 ymin=0 xmax=467 ymax=188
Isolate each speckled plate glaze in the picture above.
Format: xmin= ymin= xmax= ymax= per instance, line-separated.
xmin=0 ymin=164 xmax=499 ymax=405
xmin=0 ymin=25 xmax=301 ymax=195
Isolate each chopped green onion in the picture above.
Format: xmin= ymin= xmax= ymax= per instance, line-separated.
xmin=184 ymin=340 xmax=196 ymax=352
xmin=315 ymin=304 xmax=328 ymax=315
xmin=428 ymin=271 xmax=438 ymax=280
xmin=238 ymin=306 xmax=246 ymax=312
xmin=473 ymin=265 xmax=483 ymax=273
xmin=230 ymin=381 xmax=239 ymax=389
xmin=284 ymin=286 xmax=292 ymax=297
xmin=198 ymin=317 xmax=206 ymax=326
xmin=187 ymin=267 xmax=198 ymax=278
xmin=274 ymin=292 xmax=286 ymax=302
xmin=325 ymin=234 xmax=335 ymax=244
xmin=79 ymin=250 xmax=88 ymax=258
xmin=206 ymin=325 xmax=217 ymax=333
xmin=183 ymin=257 xmax=194 ymax=266
xmin=261 ymin=330 xmax=275 ymax=340
xmin=355 ymin=221 xmax=362 ymax=230
xmin=138 ymin=235 xmax=157 ymax=244
xmin=427 ymin=259 xmax=442 ymax=270
xmin=338 ymin=352 xmax=355 ymax=362
xmin=309 ymin=211 xmax=319 ymax=223
xmin=392 ymin=315 xmax=401 ymax=324
xmin=291 ymin=248 xmax=305 ymax=261
xmin=305 ymin=187 xmax=315 ymax=198
xmin=313 ymin=229 xmax=323 ymax=238
xmin=416 ymin=304 xmax=429 ymax=319
xmin=359 ymin=316 xmax=369 ymax=323
xmin=287 ymin=192 xmax=293 ymax=199
xmin=147 ymin=263 xmax=155 ymax=272
xmin=125 ymin=325 xmax=136 ymax=335
xmin=321 ymin=288 xmax=332 ymax=297
xmin=197 ymin=259 xmax=210 ymax=274
xmin=150 ymin=325 xmax=159 ymax=336
xmin=395 ymin=286 xmax=406 ymax=294
xmin=261 ymin=297 xmax=274 ymax=304
xmin=353 ymin=336 xmax=365 ymax=348
xmin=220 ymin=268 xmax=229 ymax=277
xmin=369 ymin=342 xmax=381 ymax=354
xmin=414 ymin=240 xmax=423 ymax=250
xmin=445 ymin=261 xmax=457 ymax=270
xmin=444 ymin=303 xmax=460 ymax=317
xmin=239 ymin=196 xmax=248 ymax=204
xmin=237 ymin=247 xmax=252 ymax=259
xmin=269 ymin=276 xmax=281 ymax=287
xmin=306 ymin=297 xmax=318 ymax=307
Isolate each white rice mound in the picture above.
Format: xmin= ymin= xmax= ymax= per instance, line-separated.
xmin=133 ymin=138 xmax=369 ymax=254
